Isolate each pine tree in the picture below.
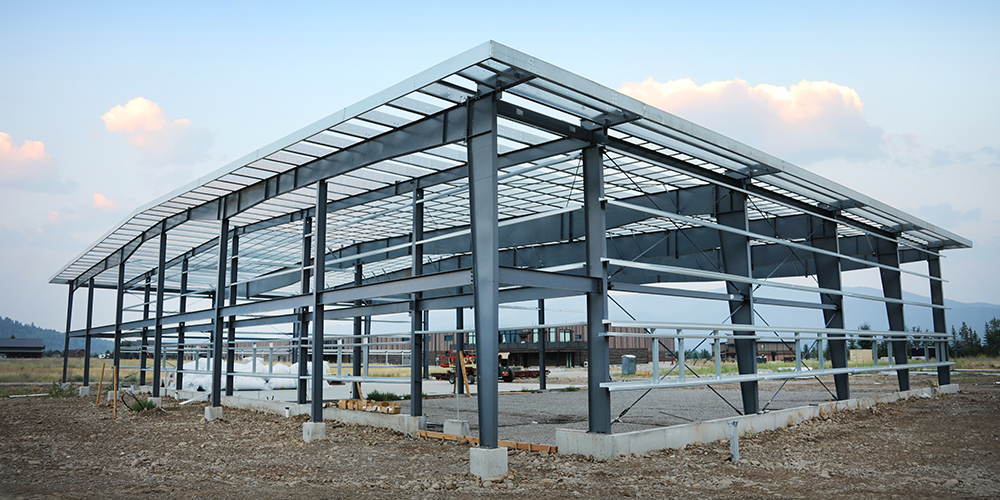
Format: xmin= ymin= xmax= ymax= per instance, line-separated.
xmin=984 ymin=318 xmax=1000 ymax=356
xmin=957 ymin=322 xmax=981 ymax=356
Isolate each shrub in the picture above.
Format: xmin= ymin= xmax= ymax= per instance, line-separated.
xmin=46 ymin=382 xmax=74 ymax=398
xmin=367 ymin=390 xmax=403 ymax=402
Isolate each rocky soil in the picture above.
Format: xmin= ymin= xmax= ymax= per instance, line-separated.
xmin=0 ymin=374 xmax=997 ymax=499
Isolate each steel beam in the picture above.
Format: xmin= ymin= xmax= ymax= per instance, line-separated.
xmin=211 ymin=218 xmax=229 ymax=408
xmin=878 ymin=238 xmax=909 ymax=391
xmin=928 ymin=255 xmax=950 ymax=385
xmin=584 ymin=144 xmax=611 ymax=434
xmin=67 ymin=101 xmax=473 ymax=290
xmin=811 ymin=216 xmax=849 ymax=400
xmin=717 ymin=185 xmax=758 ymax=414
xmin=469 ymin=93 xmax=500 ymax=448
xmin=311 ymin=181 xmax=328 ymax=422
xmin=153 ymin=229 xmax=167 ymax=397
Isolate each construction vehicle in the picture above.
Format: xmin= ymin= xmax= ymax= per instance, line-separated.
xmin=432 ymin=351 xmax=546 ymax=384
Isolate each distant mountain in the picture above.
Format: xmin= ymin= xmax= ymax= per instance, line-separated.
xmin=0 ymin=316 xmax=114 ymax=355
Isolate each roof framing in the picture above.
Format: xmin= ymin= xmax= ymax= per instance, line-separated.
xmin=52 ymin=41 xmax=970 ymax=294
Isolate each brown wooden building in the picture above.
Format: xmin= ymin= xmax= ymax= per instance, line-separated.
xmin=427 ymin=323 xmax=675 ymax=368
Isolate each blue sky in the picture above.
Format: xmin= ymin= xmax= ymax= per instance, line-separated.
xmin=1 ymin=1 xmax=997 ymax=330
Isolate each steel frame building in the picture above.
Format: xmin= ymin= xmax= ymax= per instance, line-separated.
xmin=52 ymin=42 xmax=969 ymax=452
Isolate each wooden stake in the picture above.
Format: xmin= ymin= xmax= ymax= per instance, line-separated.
xmin=458 ymin=350 xmax=471 ymax=397
xmin=95 ymin=363 xmax=106 ymax=405
xmin=113 ymin=366 xmax=118 ymax=419
xmin=354 ymin=382 xmax=364 ymax=400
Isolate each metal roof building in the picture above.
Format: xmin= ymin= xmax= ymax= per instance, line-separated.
xmin=51 ymin=41 xmax=969 ymax=467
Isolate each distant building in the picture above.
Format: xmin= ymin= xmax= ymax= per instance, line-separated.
xmin=427 ymin=323 xmax=674 ymax=368
xmin=66 ymin=349 xmax=87 ymax=358
xmin=0 ymin=338 xmax=45 ymax=358
xmin=723 ymin=339 xmax=797 ymax=362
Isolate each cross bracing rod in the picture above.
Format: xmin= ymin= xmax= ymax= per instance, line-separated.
xmin=601 ymin=322 xmax=949 ymax=340
xmin=608 ymin=281 xmax=837 ymax=310
xmin=599 ymin=362 xmax=954 ymax=392
xmin=608 ymin=259 xmax=946 ymax=309
xmin=359 ymin=223 xmax=932 ymax=294
xmin=608 ymin=199 xmax=941 ymax=282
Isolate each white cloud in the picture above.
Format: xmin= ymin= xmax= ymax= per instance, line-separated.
xmin=102 ymin=97 xmax=213 ymax=164
xmin=0 ymin=132 xmax=74 ymax=192
xmin=92 ymin=193 xmax=118 ymax=210
xmin=619 ymin=78 xmax=885 ymax=164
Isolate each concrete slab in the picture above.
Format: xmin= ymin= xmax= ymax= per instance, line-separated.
xmin=469 ymin=447 xmax=508 ymax=479
xmin=204 ymin=406 xmax=223 ymax=421
xmin=555 ymin=384 xmax=958 ymax=459
xmin=77 ymin=386 xmax=91 ymax=396
xmin=303 ymin=422 xmax=326 ymax=443
xmin=148 ymin=397 xmax=162 ymax=408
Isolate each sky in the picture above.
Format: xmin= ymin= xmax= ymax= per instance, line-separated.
xmin=1 ymin=0 xmax=998 ymax=331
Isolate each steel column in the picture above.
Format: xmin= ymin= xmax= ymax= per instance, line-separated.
xmin=176 ymin=258 xmax=188 ymax=391
xmin=297 ymin=217 xmax=312 ymax=404
xmin=811 ymin=216 xmax=849 ymax=400
xmin=456 ymin=307 xmax=464 ymax=395
xmin=211 ymin=218 xmax=229 ymax=408
xmin=226 ymin=234 xmax=239 ymax=396
xmin=83 ymin=279 xmax=94 ymax=386
xmin=62 ymin=285 xmax=73 ymax=383
xmin=140 ymin=278 xmax=150 ymax=386
xmin=538 ymin=299 xmax=546 ymax=390
xmin=468 ymin=93 xmax=500 ymax=448
xmin=410 ymin=188 xmax=425 ymax=416
xmin=717 ymin=186 xmax=759 ymax=414
xmin=423 ymin=310 xmax=430 ymax=380
xmin=877 ymin=238 xmax=909 ymax=391
xmin=113 ymin=261 xmax=125 ymax=374
xmin=584 ymin=144 xmax=611 ymax=434
xmin=928 ymin=256 xmax=950 ymax=385
xmin=311 ymin=181 xmax=328 ymax=422
xmin=352 ymin=263 xmax=363 ymax=399
xmin=152 ymin=229 xmax=167 ymax=397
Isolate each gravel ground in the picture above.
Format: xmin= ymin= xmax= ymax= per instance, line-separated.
xmin=415 ymin=368 xmax=947 ymax=444
xmin=0 ymin=373 xmax=997 ymax=499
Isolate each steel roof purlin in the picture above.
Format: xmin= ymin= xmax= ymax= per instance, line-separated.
xmin=51 ymin=40 xmax=970 ymax=292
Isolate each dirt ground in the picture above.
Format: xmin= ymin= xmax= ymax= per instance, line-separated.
xmin=0 ymin=374 xmax=997 ymax=499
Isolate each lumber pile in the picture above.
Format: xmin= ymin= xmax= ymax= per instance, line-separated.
xmin=336 ymin=399 xmax=401 ymax=414
xmin=415 ymin=430 xmax=557 ymax=454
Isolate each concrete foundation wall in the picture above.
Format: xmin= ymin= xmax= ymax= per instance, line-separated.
xmin=168 ymin=388 xmax=425 ymax=435
xmin=556 ymin=384 xmax=959 ymax=459
xmin=322 ymin=407 xmax=426 ymax=436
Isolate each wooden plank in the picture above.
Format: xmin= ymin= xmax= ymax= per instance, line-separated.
xmin=458 ymin=350 xmax=471 ymax=397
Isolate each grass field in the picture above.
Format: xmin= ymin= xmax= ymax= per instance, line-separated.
xmin=0 ymin=357 xmax=451 ymax=384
